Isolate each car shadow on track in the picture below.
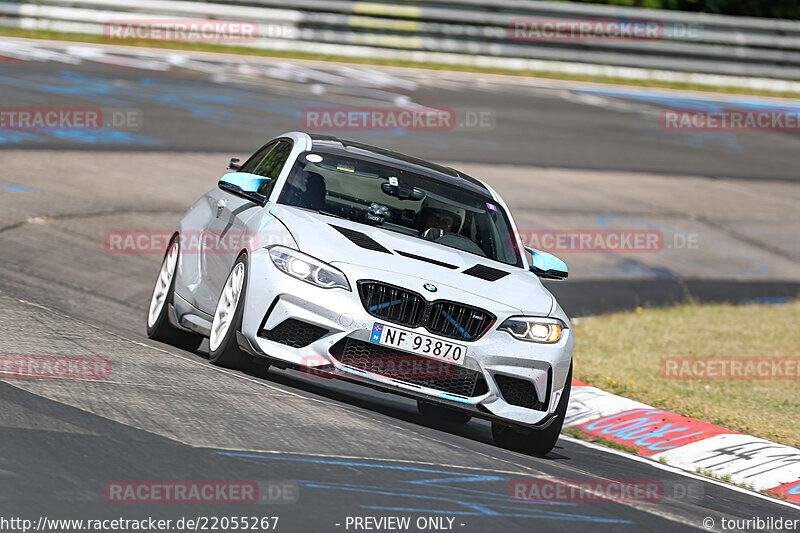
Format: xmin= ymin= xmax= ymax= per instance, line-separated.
xmin=191 ymin=344 xmax=572 ymax=462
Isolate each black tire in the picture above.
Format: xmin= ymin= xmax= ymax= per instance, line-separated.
xmin=146 ymin=238 xmax=203 ymax=352
xmin=208 ymin=254 xmax=252 ymax=370
xmin=417 ymin=400 xmax=472 ymax=424
xmin=492 ymin=363 xmax=573 ymax=456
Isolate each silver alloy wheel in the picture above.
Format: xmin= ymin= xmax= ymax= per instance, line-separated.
xmin=209 ymin=262 xmax=245 ymax=352
xmin=147 ymin=242 xmax=179 ymax=329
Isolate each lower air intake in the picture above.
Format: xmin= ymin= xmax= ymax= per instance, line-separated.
xmin=330 ymin=338 xmax=488 ymax=397
xmin=261 ymin=319 xmax=328 ymax=348
xmin=494 ymin=374 xmax=548 ymax=411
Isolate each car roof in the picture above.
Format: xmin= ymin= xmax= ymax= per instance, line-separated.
xmin=306 ymin=133 xmax=492 ymax=198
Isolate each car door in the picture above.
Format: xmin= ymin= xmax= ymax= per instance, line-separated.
xmin=198 ymin=140 xmax=293 ymax=314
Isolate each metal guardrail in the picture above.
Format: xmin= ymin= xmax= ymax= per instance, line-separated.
xmin=3 ymin=0 xmax=800 ymax=86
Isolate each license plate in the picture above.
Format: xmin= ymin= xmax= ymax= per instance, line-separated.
xmin=369 ymin=322 xmax=466 ymax=366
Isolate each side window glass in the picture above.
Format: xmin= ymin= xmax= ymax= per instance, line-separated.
xmin=240 ymin=142 xmax=277 ymax=174
xmin=253 ymin=141 xmax=292 ymax=180
xmin=257 ymin=178 xmax=277 ymax=198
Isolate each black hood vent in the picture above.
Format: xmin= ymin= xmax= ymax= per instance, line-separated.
xmin=395 ymin=250 xmax=458 ymax=270
xmin=463 ymin=264 xmax=509 ymax=281
xmin=330 ymin=225 xmax=392 ymax=254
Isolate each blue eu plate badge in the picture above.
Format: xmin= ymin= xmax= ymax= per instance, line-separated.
xmin=370 ymin=323 xmax=384 ymax=343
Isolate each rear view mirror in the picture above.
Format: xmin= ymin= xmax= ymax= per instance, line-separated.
xmin=525 ymin=246 xmax=568 ymax=280
xmin=381 ymin=182 xmax=426 ymax=201
xmin=227 ymin=158 xmax=242 ymax=171
xmin=218 ymin=172 xmax=271 ymax=205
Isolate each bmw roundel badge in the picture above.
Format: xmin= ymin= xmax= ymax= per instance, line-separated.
xmin=423 ymin=283 xmax=437 ymax=292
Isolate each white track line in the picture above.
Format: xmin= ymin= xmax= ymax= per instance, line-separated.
xmin=560 ymin=435 xmax=800 ymax=512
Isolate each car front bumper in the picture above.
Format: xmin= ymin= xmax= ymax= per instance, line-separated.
xmin=240 ymin=250 xmax=573 ymax=428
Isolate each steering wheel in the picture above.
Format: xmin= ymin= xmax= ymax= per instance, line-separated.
xmin=421 ymin=230 xmax=487 ymax=257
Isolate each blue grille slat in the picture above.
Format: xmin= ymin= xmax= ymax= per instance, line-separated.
xmin=357 ymin=281 xmax=495 ymax=342
xmin=370 ymin=297 xmax=414 ymax=312
xmin=437 ymin=308 xmax=472 ymax=339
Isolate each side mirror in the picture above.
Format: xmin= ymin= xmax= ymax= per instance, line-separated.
xmin=227 ymin=158 xmax=242 ymax=171
xmin=525 ymin=246 xmax=568 ymax=280
xmin=218 ymin=172 xmax=271 ymax=205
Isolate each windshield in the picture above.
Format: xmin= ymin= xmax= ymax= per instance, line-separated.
xmin=277 ymin=150 xmax=522 ymax=267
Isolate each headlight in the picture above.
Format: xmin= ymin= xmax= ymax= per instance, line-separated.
xmin=498 ymin=317 xmax=565 ymax=343
xmin=268 ymin=246 xmax=350 ymax=291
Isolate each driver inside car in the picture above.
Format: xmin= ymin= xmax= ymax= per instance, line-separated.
xmin=417 ymin=198 xmax=465 ymax=240
xmin=421 ymin=207 xmax=458 ymax=233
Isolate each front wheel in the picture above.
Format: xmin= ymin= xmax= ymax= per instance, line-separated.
xmin=492 ymin=363 xmax=572 ymax=456
xmin=208 ymin=255 xmax=252 ymax=370
xmin=146 ymin=239 xmax=203 ymax=351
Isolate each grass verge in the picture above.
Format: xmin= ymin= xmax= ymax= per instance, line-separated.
xmin=563 ymin=427 xmax=640 ymax=454
xmin=572 ymin=300 xmax=800 ymax=448
xmin=3 ymin=27 xmax=800 ymax=100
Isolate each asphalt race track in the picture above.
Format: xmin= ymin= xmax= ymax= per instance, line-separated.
xmin=1 ymin=38 xmax=799 ymax=531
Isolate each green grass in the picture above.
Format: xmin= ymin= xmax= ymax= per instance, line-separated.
xmin=695 ymin=468 xmax=761 ymax=491
xmin=563 ymin=427 xmax=641 ymax=454
xmin=573 ymin=301 xmax=800 ymax=448
xmin=4 ymin=27 xmax=800 ymax=99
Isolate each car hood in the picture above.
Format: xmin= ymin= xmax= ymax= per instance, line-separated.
xmin=269 ymin=205 xmax=554 ymax=316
